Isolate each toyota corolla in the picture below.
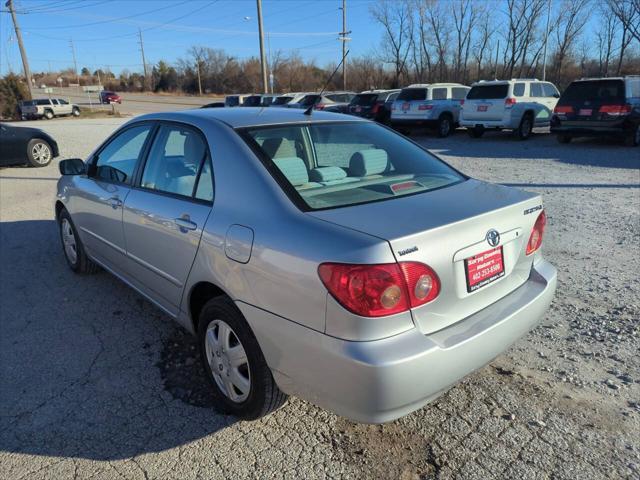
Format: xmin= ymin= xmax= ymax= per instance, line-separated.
xmin=55 ymin=108 xmax=556 ymax=423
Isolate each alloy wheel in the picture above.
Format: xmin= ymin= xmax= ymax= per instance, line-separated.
xmin=205 ymin=319 xmax=251 ymax=403
xmin=61 ymin=218 xmax=77 ymax=264
xmin=31 ymin=143 xmax=51 ymax=165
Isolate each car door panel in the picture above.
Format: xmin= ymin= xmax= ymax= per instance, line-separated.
xmin=0 ymin=125 xmax=22 ymax=164
xmin=122 ymin=192 xmax=211 ymax=313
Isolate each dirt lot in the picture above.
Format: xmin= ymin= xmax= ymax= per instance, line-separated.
xmin=1 ymin=117 xmax=639 ymax=480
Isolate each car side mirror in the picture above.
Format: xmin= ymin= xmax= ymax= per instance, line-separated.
xmin=59 ymin=158 xmax=86 ymax=175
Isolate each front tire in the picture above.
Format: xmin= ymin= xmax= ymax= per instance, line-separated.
xmin=198 ymin=297 xmax=287 ymax=420
xmin=26 ymin=139 xmax=52 ymax=167
xmin=43 ymin=109 xmax=54 ymax=120
xmin=72 ymin=107 xmax=80 ymax=117
xmin=58 ymin=209 xmax=100 ymax=274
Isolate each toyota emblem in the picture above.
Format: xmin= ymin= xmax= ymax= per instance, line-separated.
xmin=486 ymin=229 xmax=500 ymax=247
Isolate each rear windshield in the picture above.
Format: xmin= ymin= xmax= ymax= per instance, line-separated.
xmin=397 ymin=88 xmax=427 ymax=101
xmin=241 ymin=122 xmax=464 ymax=211
xmin=226 ymin=96 xmax=240 ymax=106
xmin=561 ymin=80 xmax=625 ymax=103
xmin=467 ymin=84 xmax=509 ymax=100
xmin=350 ymin=94 xmax=378 ymax=106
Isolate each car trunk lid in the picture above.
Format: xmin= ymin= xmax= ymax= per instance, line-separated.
xmin=463 ymin=84 xmax=509 ymax=122
xmin=309 ymin=179 xmax=544 ymax=334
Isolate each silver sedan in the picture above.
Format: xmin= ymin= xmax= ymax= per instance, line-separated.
xmin=55 ymin=108 xmax=557 ymax=423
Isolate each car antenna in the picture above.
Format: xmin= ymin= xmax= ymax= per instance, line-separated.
xmin=304 ymin=49 xmax=350 ymax=116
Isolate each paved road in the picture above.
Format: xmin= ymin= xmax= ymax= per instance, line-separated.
xmin=1 ymin=119 xmax=638 ymax=479
xmin=32 ymin=87 xmax=222 ymax=115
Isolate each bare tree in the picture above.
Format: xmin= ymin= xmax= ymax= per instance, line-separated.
xmin=451 ymin=0 xmax=479 ymax=83
xmin=423 ymin=0 xmax=450 ymax=81
xmin=552 ymin=0 xmax=591 ymax=80
xmin=608 ymin=0 xmax=640 ymax=43
xmin=597 ymin=4 xmax=617 ymax=76
xmin=472 ymin=9 xmax=495 ymax=81
xmin=501 ymin=0 xmax=546 ymax=78
xmin=370 ymin=0 xmax=413 ymax=86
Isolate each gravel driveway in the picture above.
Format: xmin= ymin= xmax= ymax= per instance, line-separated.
xmin=1 ymin=118 xmax=638 ymax=479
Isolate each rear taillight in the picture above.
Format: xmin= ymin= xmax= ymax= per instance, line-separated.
xmin=318 ymin=262 xmax=440 ymax=317
xmin=526 ymin=211 xmax=546 ymax=255
xmin=372 ymin=102 xmax=382 ymax=114
xmin=391 ymin=104 xmax=396 ymax=111
xmin=554 ymin=105 xmax=573 ymax=114
xmin=598 ymin=104 xmax=632 ymax=115
xmin=418 ymin=104 xmax=433 ymax=111
xmin=505 ymin=98 xmax=516 ymax=108
xmin=460 ymin=99 xmax=465 ymax=105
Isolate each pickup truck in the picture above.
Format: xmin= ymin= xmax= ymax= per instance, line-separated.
xmin=21 ymin=98 xmax=81 ymax=120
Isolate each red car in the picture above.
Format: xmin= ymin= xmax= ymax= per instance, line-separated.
xmin=100 ymin=91 xmax=122 ymax=104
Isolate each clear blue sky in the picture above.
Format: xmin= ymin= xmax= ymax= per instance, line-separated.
xmin=1 ymin=0 xmax=380 ymax=75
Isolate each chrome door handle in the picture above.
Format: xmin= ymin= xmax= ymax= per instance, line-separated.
xmin=175 ymin=218 xmax=197 ymax=232
xmin=108 ymin=197 xmax=123 ymax=209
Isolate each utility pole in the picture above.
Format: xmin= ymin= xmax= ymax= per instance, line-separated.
xmin=69 ymin=39 xmax=79 ymax=85
xmin=256 ymin=0 xmax=268 ymax=94
xmin=138 ymin=28 xmax=149 ymax=91
xmin=6 ymin=0 xmax=34 ymax=98
xmin=541 ymin=0 xmax=552 ymax=81
xmin=339 ymin=0 xmax=351 ymax=91
xmin=196 ymin=59 xmax=202 ymax=95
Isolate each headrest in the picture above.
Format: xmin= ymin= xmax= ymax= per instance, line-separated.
xmin=273 ymin=157 xmax=309 ymax=186
xmin=349 ymin=149 xmax=389 ymax=176
xmin=309 ymin=166 xmax=347 ymax=183
xmin=184 ymin=134 xmax=205 ymax=165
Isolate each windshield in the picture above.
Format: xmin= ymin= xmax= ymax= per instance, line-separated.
xmin=299 ymin=95 xmax=320 ymax=106
xmin=560 ymin=80 xmax=625 ymax=103
xmin=242 ymin=122 xmax=464 ymax=210
xmin=243 ymin=96 xmax=262 ymax=106
xmin=226 ymin=96 xmax=240 ymax=106
xmin=467 ymin=84 xmax=509 ymax=99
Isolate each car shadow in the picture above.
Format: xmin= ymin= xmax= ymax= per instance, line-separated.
xmin=415 ymin=130 xmax=640 ymax=169
xmin=0 ymin=219 xmax=237 ymax=461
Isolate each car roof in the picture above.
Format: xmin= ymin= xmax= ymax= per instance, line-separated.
xmin=134 ymin=107 xmax=368 ymax=129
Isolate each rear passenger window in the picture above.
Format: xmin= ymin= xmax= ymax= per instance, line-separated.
xmin=530 ymin=83 xmax=543 ymax=97
xmin=513 ymin=83 xmax=525 ymax=97
xmin=431 ymin=88 xmax=448 ymax=100
xmin=451 ymin=88 xmax=469 ymax=100
xmin=141 ymin=125 xmax=212 ymax=200
xmin=397 ymin=88 xmax=427 ymax=101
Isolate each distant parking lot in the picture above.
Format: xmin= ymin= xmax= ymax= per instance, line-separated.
xmin=1 ymin=117 xmax=638 ymax=479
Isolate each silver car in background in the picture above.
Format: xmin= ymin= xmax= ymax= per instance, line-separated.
xmin=56 ymin=108 xmax=557 ymax=423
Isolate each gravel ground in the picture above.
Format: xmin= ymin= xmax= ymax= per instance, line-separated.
xmin=1 ymin=118 xmax=639 ymax=480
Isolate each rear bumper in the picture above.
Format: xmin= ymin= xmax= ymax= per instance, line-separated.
xmin=460 ymin=118 xmax=518 ymax=129
xmin=239 ymin=259 xmax=557 ymax=423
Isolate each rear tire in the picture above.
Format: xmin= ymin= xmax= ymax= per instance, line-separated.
xmin=467 ymin=126 xmax=484 ymax=138
xmin=436 ymin=114 xmax=453 ymax=138
xmin=26 ymin=139 xmax=52 ymax=167
xmin=557 ymin=134 xmax=572 ymax=144
xmin=515 ymin=113 xmax=533 ymax=140
xmin=198 ymin=297 xmax=287 ymax=420
xmin=624 ymin=124 xmax=640 ymax=147
xmin=43 ymin=109 xmax=54 ymax=120
xmin=58 ymin=209 xmax=100 ymax=274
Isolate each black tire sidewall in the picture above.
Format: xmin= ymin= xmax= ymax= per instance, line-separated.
xmin=197 ymin=298 xmax=271 ymax=419
xmin=518 ymin=115 xmax=533 ymax=140
xmin=44 ymin=110 xmax=53 ymax=119
xmin=438 ymin=115 xmax=452 ymax=137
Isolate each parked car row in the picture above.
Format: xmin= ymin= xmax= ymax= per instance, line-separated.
xmin=220 ymin=75 xmax=639 ymax=146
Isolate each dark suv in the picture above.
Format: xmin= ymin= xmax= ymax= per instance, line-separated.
xmin=551 ymin=76 xmax=640 ymax=146
xmin=346 ymin=90 xmax=400 ymax=124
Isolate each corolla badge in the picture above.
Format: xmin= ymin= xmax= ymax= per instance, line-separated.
xmin=486 ymin=229 xmax=500 ymax=247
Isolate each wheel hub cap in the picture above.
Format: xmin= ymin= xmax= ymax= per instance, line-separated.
xmin=205 ymin=320 xmax=250 ymax=403
xmin=61 ymin=218 xmax=77 ymax=264
xmin=32 ymin=143 xmax=51 ymax=164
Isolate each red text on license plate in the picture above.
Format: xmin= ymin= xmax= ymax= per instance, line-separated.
xmin=477 ymin=105 xmax=488 ymax=112
xmin=464 ymin=246 xmax=505 ymax=292
xmin=579 ymin=109 xmax=592 ymax=115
